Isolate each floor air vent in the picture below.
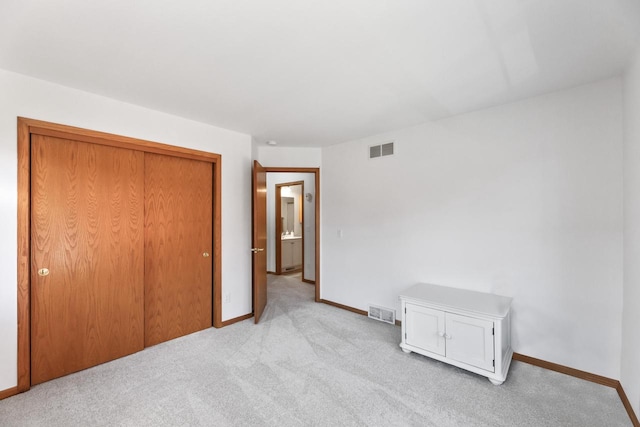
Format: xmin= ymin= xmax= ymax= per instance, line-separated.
xmin=368 ymin=304 xmax=396 ymax=325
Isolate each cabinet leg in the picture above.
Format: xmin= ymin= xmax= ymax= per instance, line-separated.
xmin=488 ymin=378 xmax=504 ymax=385
xmin=401 ymin=348 xmax=411 ymax=354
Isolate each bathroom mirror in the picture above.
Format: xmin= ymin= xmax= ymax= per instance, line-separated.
xmin=280 ymin=184 xmax=303 ymax=237
xmin=281 ymin=196 xmax=295 ymax=234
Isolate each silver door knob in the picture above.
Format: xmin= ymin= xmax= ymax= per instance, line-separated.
xmin=251 ymin=248 xmax=264 ymax=253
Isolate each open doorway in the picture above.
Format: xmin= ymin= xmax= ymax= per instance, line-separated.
xmin=264 ymin=168 xmax=319 ymax=301
xmin=275 ymin=181 xmax=304 ymax=276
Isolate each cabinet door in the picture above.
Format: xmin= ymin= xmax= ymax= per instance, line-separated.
xmin=445 ymin=313 xmax=494 ymax=372
xmin=282 ymin=241 xmax=292 ymax=269
xmin=292 ymin=239 xmax=302 ymax=266
xmin=405 ymin=304 xmax=445 ymax=356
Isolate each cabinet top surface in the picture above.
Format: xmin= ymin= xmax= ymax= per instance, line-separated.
xmin=400 ymin=283 xmax=512 ymax=318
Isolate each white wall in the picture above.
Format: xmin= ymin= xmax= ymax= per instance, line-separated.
xmin=251 ymin=136 xmax=260 ymax=162
xmin=622 ymin=47 xmax=640 ymax=416
xmin=0 ymin=69 xmax=253 ymax=392
xmin=266 ymin=173 xmax=316 ymax=281
xmin=256 ymin=145 xmax=321 ymax=168
xmin=321 ymin=78 xmax=624 ymax=379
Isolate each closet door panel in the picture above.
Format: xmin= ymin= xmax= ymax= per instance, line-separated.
xmin=144 ymin=153 xmax=213 ymax=347
xmin=31 ymin=135 xmax=145 ymax=385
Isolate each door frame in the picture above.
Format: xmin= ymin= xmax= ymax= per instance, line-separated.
xmin=16 ymin=117 xmax=223 ymax=393
xmin=264 ymin=167 xmax=320 ymax=302
xmin=274 ymin=180 xmax=304 ymax=275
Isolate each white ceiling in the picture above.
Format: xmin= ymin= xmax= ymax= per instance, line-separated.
xmin=1 ymin=0 xmax=639 ymax=147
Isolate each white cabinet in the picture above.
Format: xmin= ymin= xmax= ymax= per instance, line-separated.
xmin=292 ymin=239 xmax=302 ymax=267
xmin=281 ymin=238 xmax=302 ymax=271
xmin=400 ymin=283 xmax=512 ymax=385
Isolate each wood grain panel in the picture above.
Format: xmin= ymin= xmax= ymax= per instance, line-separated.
xmin=274 ymin=184 xmax=282 ymax=275
xmin=212 ymin=161 xmax=222 ymax=328
xmin=27 ymin=121 xmax=221 ymax=162
xmin=512 ymin=353 xmax=618 ymax=387
xmin=17 ymin=118 xmax=31 ymax=392
xmin=144 ymin=153 xmax=213 ymax=346
xmin=220 ymin=313 xmax=253 ymax=327
xmin=30 ymin=135 xmax=145 ymax=385
xmin=0 ymin=386 xmax=18 ymax=400
xmin=252 ymin=161 xmax=267 ymax=323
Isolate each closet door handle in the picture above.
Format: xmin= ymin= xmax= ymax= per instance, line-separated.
xmin=251 ymin=248 xmax=264 ymax=253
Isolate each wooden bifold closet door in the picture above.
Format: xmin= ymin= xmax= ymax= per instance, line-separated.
xmin=30 ymin=134 xmax=213 ymax=385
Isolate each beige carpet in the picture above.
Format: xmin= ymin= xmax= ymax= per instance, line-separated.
xmin=0 ymin=273 xmax=632 ymax=426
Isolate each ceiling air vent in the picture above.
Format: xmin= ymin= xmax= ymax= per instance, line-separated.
xmin=369 ymin=142 xmax=395 ymax=159
xmin=368 ymin=304 xmax=396 ymax=325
